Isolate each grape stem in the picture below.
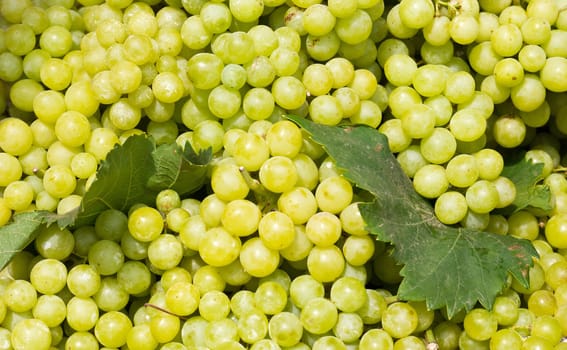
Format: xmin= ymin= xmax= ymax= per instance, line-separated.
xmin=144 ymin=303 xmax=187 ymax=319
xmin=239 ymin=166 xmax=279 ymax=213
xmin=424 ymin=329 xmax=439 ymax=350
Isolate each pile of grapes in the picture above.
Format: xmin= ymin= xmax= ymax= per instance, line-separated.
xmin=0 ymin=0 xmax=567 ymax=348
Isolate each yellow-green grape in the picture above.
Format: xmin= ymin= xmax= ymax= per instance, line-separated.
xmin=186 ymin=52 xmax=223 ymax=90
xmin=127 ymin=206 xmax=164 ymax=242
xmin=199 ymin=227 xmax=241 ymax=267
xmin=240 ymin=237 xmax=280 ymax=278
xmin=0 ymin=117 xmax=33 ymax=156
xmin=165 ymin=281 xmax=200 ymax=316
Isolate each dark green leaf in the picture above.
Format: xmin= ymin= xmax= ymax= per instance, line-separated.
xmin=500 ymin=152 xmax=552 ymax=214
xmin=70 ymin=134 xmax=158 ymax=227
xmin=147 ymin=142 xmax=212 ymax=196
xmin=0 ymin=211 xmax=50 ymax=269
xmin=287 ymin=115 xmax=538 ymax=318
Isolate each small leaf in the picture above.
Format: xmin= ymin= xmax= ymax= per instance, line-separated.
xmin=287 ymin=115 xmax=538 ymax=318
xmin=0 ymin=211 xmax=50 ymax=269
xmin=500 ymin=153 xmax=552 ymax=214
xmin=70 ymin=134 xmax=159 ymax=227
xmin=147 ymin=142 xmax=212 ymax=196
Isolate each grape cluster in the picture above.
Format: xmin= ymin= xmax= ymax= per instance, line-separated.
xmin=1 ymin=0 xmax=567 ymax=349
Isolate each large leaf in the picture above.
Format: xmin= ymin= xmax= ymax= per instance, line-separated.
xmin=500 ymin=152 xmax=552 ymax=214
xmin=0 ymin=135 xmax=212 ymax=270
xmin=147 ymin=142 xmax=212 ymax=196
xmin=0 ymin=211 xmax=51 ymax=269
xmin=67 ymin=134 xmax=159 ymax=228
xmin=287 ymin=115 xmax=538 ymax=318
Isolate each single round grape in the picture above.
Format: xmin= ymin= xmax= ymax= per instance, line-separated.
xmin=239 ymin=237 xmax=280 ymax=278
xmin=463 ymin=308 xmax=498 ymax=341
xmin=545 ymin=214 xmax=567 ymax=249
xmin=199 ymin=227 xmax=241 ymax=267
xmin=300 ymin=297 xmax=338 ymax=335
xmin=11 ymin=318 xmax=51 ymax=350
xmin=128 ymin=206 xmax=164 ymax=242
xmin=307 ymin=245 xmax=345 ymax=283
xmin=94 ymin=310 xmax=132 ymax=348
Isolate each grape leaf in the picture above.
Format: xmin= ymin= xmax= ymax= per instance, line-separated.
xmin=0 ymin=211 xmax=53 ymax=269
xmin=0 ymin=135 xmax=212 ymax=270
xmin=287 ymin=115 xmax=538 ymax=318
xmin=147 ymin=142 xmax=212 ymax=196
xmin=499 ymin=152 xmax=552 ymax=215
xmin=66 ymin=134 xmax=159 ymax=228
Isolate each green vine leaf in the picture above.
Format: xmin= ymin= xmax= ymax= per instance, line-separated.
xmin=287 ymin=115 xmax=538 ymax=318
xmin=147 ymin=142 xmax=212 ymax=197
xmin=0 ymin=211 xmax=52 ymax=269
xmin=0 ymin=135 xmax=211 ymax=270
xmin=64 ymin=134 xmax=159 ymax=228
xmin=499 ymin=152 xmax=552 ymax=215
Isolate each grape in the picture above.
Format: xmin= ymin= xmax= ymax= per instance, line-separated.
xmin=11 ymin=318 xmax=51 ymax=350
xmin=463 ymin=308 xmax=498 ymax=341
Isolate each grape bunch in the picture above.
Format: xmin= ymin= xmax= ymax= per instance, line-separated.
xmin=0 ymin=0 xmax=567 ymax=349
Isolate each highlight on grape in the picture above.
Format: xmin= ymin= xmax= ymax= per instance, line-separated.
xmin=1 ymin=0 xmax=567 ymax=349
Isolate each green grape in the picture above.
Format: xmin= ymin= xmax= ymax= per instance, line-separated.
xmin=39 ymin=25 xmax=73 ymax=57
xmin=463 ymin=308 xmax=498 ymax=341
xmin=258 ymin=210 xmax=296 ymax=250
xmin=93 ymin=276 xmax=129 ymax=312
xmin=387 ymin=4 xmax=419 ymax=39
xmin=94 ymin=310 xmax=132 ymax=348
xmin=413 ymin=164 xmax=449 ymax=199
xmin=11 ymin=318 xmax=51 ymax=350
xmin=400 ymin=103 xmax=436 ymax=139
xmin=434 ymin=191 xmax=468 ymax=225
xmin=29 ymin=258 xmax=67 ymax=295
xmin=465 ymin=180 xmax=500 ymax=214
xmin=272 ymin=76 xmax=307 ymax=110
xmin=540 ymin=57 xmax=567 ymax=93
xmin=398 ymin=0 xmax=434 ymax=29
xmin=66 ymin=296 xmax=99 ymax=332
xmin=199 ymin=227 xmax=241 ymax=267
xmin=66 ymin=264 xmax=101 ymax=297
xmin=342 ymin=234 xmax=375 ymax=266
xmin=359 ymin=328 xmax=394 ymax=349
xmin=304 ymin=211 xmax=340 ymax=247
xmin=165 ymin=281 xmax=200 ymax=316
xmin=207 ymin=85 xmax=241 ymax=119
xmin=88 ymin=239 xmax=124 ymax=276
xmin=492 ymin=114 xmax=527 ymax=148
xmin=477 ymin=12 xmax=499 ymax=42
xmin=35 ymin=224 xmax=74 ymax=260
xmin=126 ymin=323 xmax=159 ymax=350
xmin=65 ymin=331 xmax=100 ymax=350
xmin=300 ymin=297 xmax=338 ymax=335
xmin=128 ymin=206 xmax=164 ymax=242
xmin=545 ymin=214 xmax=567 ymax=249
xmin=0 ymin=52 xmax=23 ymax=82
xmin=236 ymin=309 xmax=267 ymax=344
xmin=330 ymin=276 xmax=367 ymax=313
xmin=445 ymin=154 xmax=479 ymax=188
xmin=221 ymin=199 xmax=262 ymax=237
xmin=458 ymin=330 xmax=490 ymax=350
xmin=491 ymin=23 xmax=523 ymax=57
xmin=117 ymin=260 xmax=152 ymax=295
xmin=211 ymin=162 xmax=250 ymax=202
xmin=198 ymin=290 xmax=230 ymax=322
xmin=307 ymin=245 xmax=345 ymax=282
xmin=243 ymin=87 xmax=275 ymax=120
xmin=254 ymin=281 xmax=287 ymax=315
xmin=259 ymin=156 xmax=298 ymax=193
xmin=3 ymin=279 xmax=37 ymax=313
xmin=521 ymin=335 xmax=554 ymax=350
